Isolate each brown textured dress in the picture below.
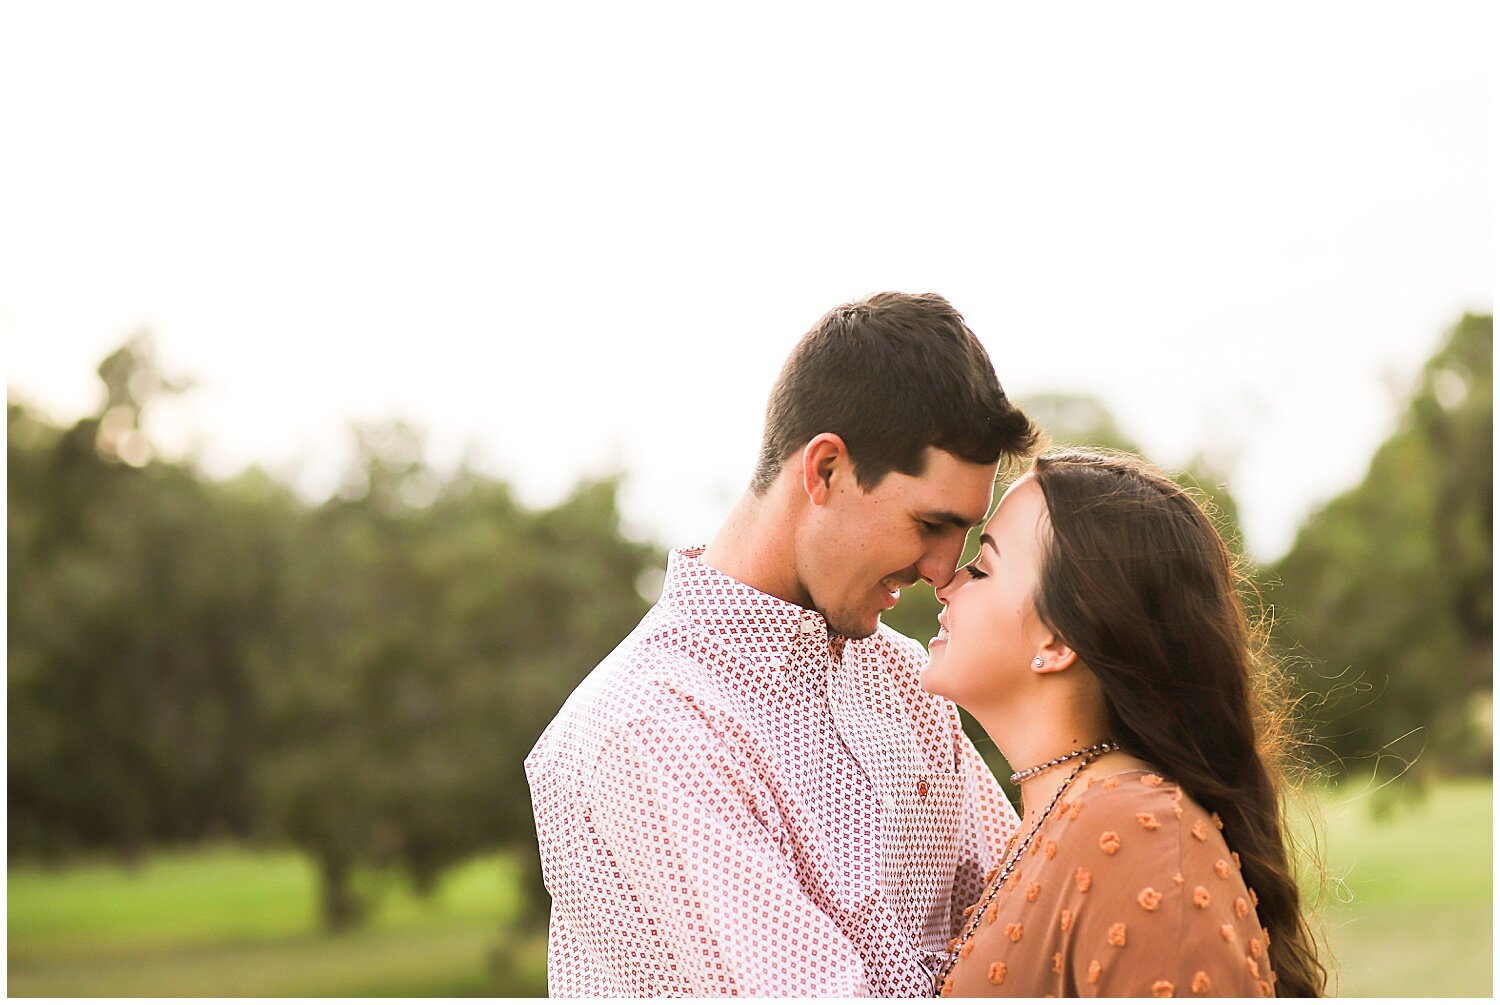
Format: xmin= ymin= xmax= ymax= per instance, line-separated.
xmin=941 ymin=769 xmax=1275 ymax=997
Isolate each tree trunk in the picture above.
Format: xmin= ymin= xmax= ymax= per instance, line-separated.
xmin=318 ymin=854 xmax=365 ymax=931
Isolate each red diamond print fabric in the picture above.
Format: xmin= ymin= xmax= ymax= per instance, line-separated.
xmin=525 ymin=546 xmax=1019 ymax=996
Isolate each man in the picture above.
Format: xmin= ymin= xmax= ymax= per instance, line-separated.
xmin=525 ymin=292 xmax=1038 ymax=996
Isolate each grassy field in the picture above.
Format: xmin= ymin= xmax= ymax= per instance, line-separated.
xmin=8 ymin=780 xmax=1491 ymax=996
xmin=7 ymin=848 xmax=546 ymax=996
xmin=1307 ymin=777 xmax=1491 ymax=997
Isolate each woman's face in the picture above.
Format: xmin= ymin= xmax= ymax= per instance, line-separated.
xmin=920 ymin=473 xmax=1053 ymax=709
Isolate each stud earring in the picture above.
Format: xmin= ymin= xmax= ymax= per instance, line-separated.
xmin=1032 ymin=657 xmax=1044 ymax=668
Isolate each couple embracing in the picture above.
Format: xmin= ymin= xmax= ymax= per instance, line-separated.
xmin=525 ymin=293 xmax=1324 ymax=998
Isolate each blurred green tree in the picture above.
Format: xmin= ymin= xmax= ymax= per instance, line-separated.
xmin=9 ymin=339 xmax=284 ymax=860
xmin=1266 ymin=314 xmax=1492 ymax=782
xmin=10 ymin=337 xmax=660 ymax=936
xmin=254 ymin=422 xmax=657 ymax=929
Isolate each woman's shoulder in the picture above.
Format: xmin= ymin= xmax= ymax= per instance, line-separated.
xmin=1033 ymin=771 xmax=1272 ymax=996
xmin=1060 ymin=768 xmax=1191 ymax=820
xmin=1043 ymin=769 xmax=1231 ymax=860
xmin=1040 ymin=769 xmax=1263 ymax=934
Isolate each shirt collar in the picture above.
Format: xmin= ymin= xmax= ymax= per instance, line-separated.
xmin=659 ymin=545 xmax=841 ymax=674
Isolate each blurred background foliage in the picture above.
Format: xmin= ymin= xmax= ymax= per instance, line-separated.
xmin=8 ymin=313 xmax=1491 ymax=996
xmin=1265 ymin=313 xmax=1493 ymax=786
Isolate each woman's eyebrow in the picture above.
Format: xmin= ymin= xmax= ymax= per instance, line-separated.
xmin=980 ymin=533 xmax=998 ymax=553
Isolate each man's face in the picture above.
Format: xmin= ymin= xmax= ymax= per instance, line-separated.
xmin=797 ymin=446 xmax=999 ymax=639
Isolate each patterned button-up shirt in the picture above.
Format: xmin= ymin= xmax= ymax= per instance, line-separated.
xmin=525 ymin=546 xmax=1018 ymax=997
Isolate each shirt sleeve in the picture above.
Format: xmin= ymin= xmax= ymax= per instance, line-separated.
xmin=1063 ymin=785 xmax=1270 ymax=997
xmin=565 ymin=706 xmax=870 ymax=998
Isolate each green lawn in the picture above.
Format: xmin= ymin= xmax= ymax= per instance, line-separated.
xmin=1306 ymin=778 xmax=1492 ymax=997
xmin=7 ymin=780 xmax=1491 ymax=996
xmin=8 ymin=847 xmax=546 ymax=996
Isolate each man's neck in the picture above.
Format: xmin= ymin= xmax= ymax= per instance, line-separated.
xmin=699 ymin=486 xmax=811 ymax=609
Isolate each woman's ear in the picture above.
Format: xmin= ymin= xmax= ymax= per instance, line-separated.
xmin=1030 ymin=634 xmax=1079 ymax=675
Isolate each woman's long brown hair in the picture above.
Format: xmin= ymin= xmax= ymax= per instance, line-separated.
xmin=1031 ymin=450 xmax=1325 ymax=997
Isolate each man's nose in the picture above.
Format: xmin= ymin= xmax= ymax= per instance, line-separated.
xmin=925 ymin=563 xmax=957 ymax=593
xmin=918 ymin=540 xmax=965 ymax=591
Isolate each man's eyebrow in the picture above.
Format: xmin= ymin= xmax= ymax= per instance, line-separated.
xmin=921 ymin=510 xmax=982 ymax=530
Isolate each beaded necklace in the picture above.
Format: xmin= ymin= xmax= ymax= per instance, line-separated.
xmin=1008 ymin=739 xmax=1120 ymax=785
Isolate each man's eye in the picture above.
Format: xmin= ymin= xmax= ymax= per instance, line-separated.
xmin=919 ymin=520 xmax=942 ymax=533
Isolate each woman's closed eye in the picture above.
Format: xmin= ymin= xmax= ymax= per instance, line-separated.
xmin=962 ymin=559 xmax=987 ymax=580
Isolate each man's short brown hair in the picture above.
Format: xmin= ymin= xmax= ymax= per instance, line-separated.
xmin=750 ymin=292 xmax=1038 ymax=493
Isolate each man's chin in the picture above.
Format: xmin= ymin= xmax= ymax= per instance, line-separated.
xmin=825 ymin=611 xmax=882 ymax=641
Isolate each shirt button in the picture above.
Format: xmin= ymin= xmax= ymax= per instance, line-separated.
xmin=798 ymin=616 xmax=819 ymax=635
xmin=917 ymin=779 xmax=929 ymax=797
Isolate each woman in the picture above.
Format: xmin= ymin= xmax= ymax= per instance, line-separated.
xmin=922 ymin=450 xmax=1323 ymax=997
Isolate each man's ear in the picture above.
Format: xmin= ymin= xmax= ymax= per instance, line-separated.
xmin=1030 ymin=633 xmax=1079 ymax=674
xmin=800 ymin=433 xmax=850 ymax=505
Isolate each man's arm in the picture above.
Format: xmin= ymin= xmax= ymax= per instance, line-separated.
xmin=553 ymin=707 xmax=868 ymax=997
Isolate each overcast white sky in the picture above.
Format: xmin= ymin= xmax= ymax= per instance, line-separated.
xmin=3 ymin=2 xmax=1492 ymax=560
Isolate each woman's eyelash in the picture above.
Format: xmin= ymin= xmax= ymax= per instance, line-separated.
xmin=963 ymin=559 xmax=987 ymax=579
